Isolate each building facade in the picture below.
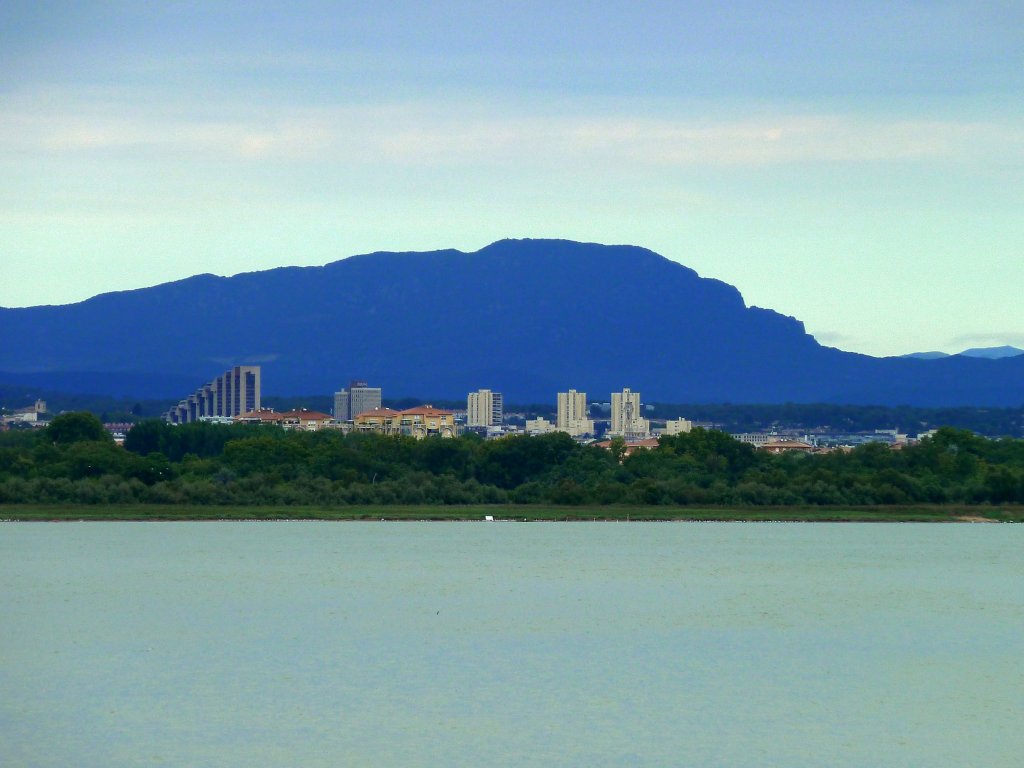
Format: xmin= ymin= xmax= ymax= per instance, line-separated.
xmin=333 ymin=380 xmax=382 ymax=420
xmin=731 ymin=432 xmax=779 ymax=447
xmin=466 ymin=389 xmax=503 ymax=427
xmin=164 ymin=366 xmax=261 ymax=424
xmin=663 ymin=417 xmax=693 ymax=435
xmin=609 ymin=387 xmax=650 ymax=440
xmin=9 ymin=399 xmax=47 ymax=424
xmin=525 ymin=416 xmax=556 ymax=435
xmin=556 ymin=389 xmax=594 ymax=436
xmin=233 ymin=408 xmax=337 ymax=431
xmin=353 ymin=407 xmax=401 ymax=434
xmin=397 ymin=406 xmax=457 ymax=439
xmin=353 ymin=406 xmax=456 ymax=439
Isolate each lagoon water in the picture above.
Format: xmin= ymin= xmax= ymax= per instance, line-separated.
xmin=2 ymin=521 xmax=1021 ymax=767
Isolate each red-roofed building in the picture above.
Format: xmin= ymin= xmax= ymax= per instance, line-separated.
xmin=279 ymin=409 xmax=334 ymax=431
xmin=235 ymin=408 xmax=285 ymax=425
xmin=397 ymin=406 xmax=457 ymax=439
xmin=353 ymin=405 xmax=456 ymax=439
xmin=235 ymin=408 xmax=336 ymax=431
xmin=354 ymin=407 xmax=402 ymax=434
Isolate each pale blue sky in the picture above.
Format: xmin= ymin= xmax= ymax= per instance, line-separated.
xmin=2 ymin=1 xmax=1022 ymax=355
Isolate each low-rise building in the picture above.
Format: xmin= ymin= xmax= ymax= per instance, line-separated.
xmin=104 ymin=421 xmax=133 ymax=445
xmin=760 ymin=439 xmax=816 ymax=454
xmin=354 ymin=405 xmax=457 ymax=439
xmin=354 ymin=407 xmax=401 ymax=434
xmin=595 ymin=437 xmax=660 ymax=458
xmin=235 ymin=408 xmax=334 ymax=431
xmin=397 ymin=406 xmax=457 ymax=439
xmin=525 ymin=416 xmax=556 ymax=435
xmin=732 ymin=432 xmax=783 ymax=446
xmin=663 ymin=417 xmax=693 ymax=435
xmin=280 ymin=409 xmax=333 ymax=431
xmin=6 ymin=399 xmax=47 ymax=424
xmin=235 ymin=408 xmax=285 ymax=426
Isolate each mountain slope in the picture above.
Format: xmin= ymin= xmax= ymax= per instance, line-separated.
xmin=959 ymin=345 xmax=1024 ymax=359
xmin=902 ymin=346 xmax=1024 ymax=361
xmin=2 ymin=239 xmax=1022 ymax=405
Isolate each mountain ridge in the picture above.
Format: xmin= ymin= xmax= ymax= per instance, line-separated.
xmin=1 ymin=238 xmax=1022 ymax=406
xmin=901 ymin=345 xmax=1024 ymax=361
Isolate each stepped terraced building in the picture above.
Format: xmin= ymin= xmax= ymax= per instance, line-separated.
xmin=163 ymin=366 xmax=261 ymax=424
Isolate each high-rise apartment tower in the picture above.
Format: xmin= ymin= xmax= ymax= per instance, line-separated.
xmin=334 ymin=380 xmax=382 ymax=420
xmin=466 ymin=389 xmax=503 ymax=427
xmin=556 ymin=389 xmax=594 ymax=437
xmin=610 ymin=387 xmax=650 ymax=439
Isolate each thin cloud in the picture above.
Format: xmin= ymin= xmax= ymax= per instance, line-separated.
xmin=3 ymin=92 xmax=1021 ymax=169
xmin=813 ymin=330 xmax=854 ymax=345
xmin=949 ymin=332 xmax=1024 ymax=348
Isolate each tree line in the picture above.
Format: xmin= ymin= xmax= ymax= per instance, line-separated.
xmin=647 ymin=402 xmax=1024 ymax=437
xmin=2 ymin=412 xmax=1024 ymax=507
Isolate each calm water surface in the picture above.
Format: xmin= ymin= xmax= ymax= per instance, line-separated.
xmin=2 ymin=522 xmax=1021 ymax=767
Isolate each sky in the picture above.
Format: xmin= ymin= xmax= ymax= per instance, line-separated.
xmin=1 ymin=1 xmax=1022 ymax=356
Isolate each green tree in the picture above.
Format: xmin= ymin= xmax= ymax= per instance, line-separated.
xmin=124 ymin=419 xmax=166 ymax=455
xmin=45 ymin=412 xmax=111 ymax=445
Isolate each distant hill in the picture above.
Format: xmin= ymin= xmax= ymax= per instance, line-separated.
xmin=959 ymin=345 xmax=1024 ymax=359
xmin=2 ymin=239 xmax=1024 ymax=406
xmin=900 ymin=345 xmax=1024 ymax=361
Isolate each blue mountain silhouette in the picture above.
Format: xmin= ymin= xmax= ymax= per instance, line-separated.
xmin=2 ymin=239 xmax=1022 ymax=405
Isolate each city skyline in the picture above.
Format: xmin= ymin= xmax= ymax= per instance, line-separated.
xmin=2 ymin=3 xmax=1022 ymax=356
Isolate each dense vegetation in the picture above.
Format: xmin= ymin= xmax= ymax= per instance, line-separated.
xmin=3 ymin=413 xmax=1024 ymax=508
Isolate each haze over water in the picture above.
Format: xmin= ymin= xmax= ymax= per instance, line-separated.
xmin=2 ymin=521 xmax=1021 ymax=767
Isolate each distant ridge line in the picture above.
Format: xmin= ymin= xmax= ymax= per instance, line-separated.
xmin=2 ymin=239 xmax=1024 ymax=406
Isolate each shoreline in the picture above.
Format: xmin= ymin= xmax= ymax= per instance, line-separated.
xmin=2 ymin=504 xmax=1021 ymax=523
